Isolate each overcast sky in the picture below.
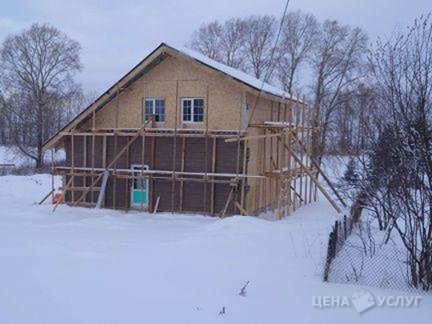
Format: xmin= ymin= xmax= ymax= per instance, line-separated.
xmin=1 ymin=0 xmax=431 ymax=94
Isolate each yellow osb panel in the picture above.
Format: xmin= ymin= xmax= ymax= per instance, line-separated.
xmin=86 ymin=55 xmax=243 ymax=131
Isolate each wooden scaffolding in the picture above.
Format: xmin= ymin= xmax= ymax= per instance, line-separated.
xmin=49 ymin=91 xmax=344 ymax=218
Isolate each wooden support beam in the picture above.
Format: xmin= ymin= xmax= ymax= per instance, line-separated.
xmin=60 ymin=187 xmax=101 ymax=191
xmin=278 ymin=137 xmax=341 ymax=213
xmin=220 ymin=186 xmax=235 ymax=218
xmin=153 ymin=196 xmax=160 ymax=213
xmin=53 ymin=176 xmax=74 ymax=212
xmin=59 ymin=131 xmax=240 ymax=138
xmin=225 ymin=132 xmax=281 ymax=143
xmin=55 ymin=166 xmax=265 ymax=179
xmin=235 ymin=201 xmax=248 ymax=216
xmin=38 ymin=189 xmax=55 ymax=205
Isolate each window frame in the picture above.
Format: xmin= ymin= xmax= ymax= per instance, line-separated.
xmin=181 ymin=98 xmax=205 ymax=124
xmin=144 ymin=98 xmax=166 ymax=124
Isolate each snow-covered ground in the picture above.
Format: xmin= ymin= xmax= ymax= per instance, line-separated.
xmin=0 ymin=174 xmax=430 ymax=323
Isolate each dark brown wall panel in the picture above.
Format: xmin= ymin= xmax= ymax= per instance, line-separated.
xmin=64 ymin=135 xmax=244 ymax=215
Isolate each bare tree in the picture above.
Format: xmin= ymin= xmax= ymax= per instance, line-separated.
xmin=220 ymin=18 xmax=247 ymax=69
xmin=341 ymin=14 xmax=432 ymax=291
xmin=370 ymin=14 xmax=432 ymax=290
xmin=0 ymin=23 xmax=82 ymax=168
xmin=277 ymin=11 xmax=318 ymax=93
xmin=189 ymin=19 xmax=246 ymax=69
xmin=242 ymin=15 xmax=276 ymax=80
xmin=327 ymin=84 xmax=377 ymax=154
xmin=189 ymin=21 xmax=223 ymax=61
xmin=309 ymin=20 xmax=368 ymax=165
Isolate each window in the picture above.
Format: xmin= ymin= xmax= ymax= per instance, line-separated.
xmin=144 ymin=98 xmax=165 ymax=123
xmin=182 ymin=98 xmax=205 ymax=123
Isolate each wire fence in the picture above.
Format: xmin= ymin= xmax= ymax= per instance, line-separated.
xmin=323 ymin=211 xmax=431 ymax=294
xmin=323 ymin=214 xmax=355 ymax=281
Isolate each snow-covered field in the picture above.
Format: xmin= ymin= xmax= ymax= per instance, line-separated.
xmin=0 ymin=174 xmax=430 ymax=323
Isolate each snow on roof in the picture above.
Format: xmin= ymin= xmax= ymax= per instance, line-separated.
xmin=166 ymin=43 xmax=300 ymax=102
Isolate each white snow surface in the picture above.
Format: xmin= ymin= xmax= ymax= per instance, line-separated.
xmin=169 ymin=43 xmax=300 ymax=102
xmin=0 ymin=174 xmax=430 ymax=323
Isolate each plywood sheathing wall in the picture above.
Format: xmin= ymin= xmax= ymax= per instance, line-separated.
xmin=81 ymin=54 xmax=243 ymax=131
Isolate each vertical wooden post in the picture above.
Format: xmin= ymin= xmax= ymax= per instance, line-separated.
xmin=140 ymin=128 xmax=146 ymax=211
xmin=255 ymin=132 xmax=262 ymax=214
xmin=308 ymin=102 xmax=313 ymax=204
xmin=240 ymin=139 xmax=247 ymax=215
xmin=141 ymin=84 xmax=147 ymax=211
xmin=299 ymin=95 xmax=306 ymax=206
xmin=92 ymin=106 xmax=96 ymax=205
xmin=262 ymin=128 xmax=267 ymax=212
xmin=234 ymin=91 xmax=244 ymax=215
xmin=203 ymin=84 xmax=209 ymax=214
xmin=150 ymin=116 xmax=156 ymax=211
xmin=102 ymin=135 xmax=106 ymax=207
xmin=286 ymin=96 xmax=292 ymax=217
xmin=71 ymin=130 xmax=75 ymax=203
xmin=269 ymin=102 xmax=274 ymax=210
xmin=83 ymin=135 xmax=87 ymax=202
xmin=276 ymin=107 xmax=281 ymax=218
xmin=292 ymin=94 xmax=298 ymax=212
xmin=171 ymin=81 xmax=179 ymax=213
xmin=210 ymin=137 xmax=216 ymax=215
xmin=179 ymin=136 xmax=186 ymax=212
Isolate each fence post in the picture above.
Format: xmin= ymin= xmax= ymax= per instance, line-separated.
xmin=343 ymin=214 xmax=347 ymax=239
xmin=324 ymin=230 xmax=335 ymax=282
xmin=333 ymin=220 xmax=339 ymax=254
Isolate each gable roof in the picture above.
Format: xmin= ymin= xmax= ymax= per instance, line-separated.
xmin=43 ymin=42 xmax=299 ymax=150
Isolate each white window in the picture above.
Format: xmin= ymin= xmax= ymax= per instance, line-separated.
xmin=182 ymin=98 xmax=204 ymax=123
xmin=144 ymin=98 xmax=165 ymax=123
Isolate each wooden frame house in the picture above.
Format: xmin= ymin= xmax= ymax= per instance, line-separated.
xmin=43 ymin=43 xmax=343 ymax=217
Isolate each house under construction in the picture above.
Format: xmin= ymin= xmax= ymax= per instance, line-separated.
xmin=43 ymin=43 xmax=343 ymax=217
